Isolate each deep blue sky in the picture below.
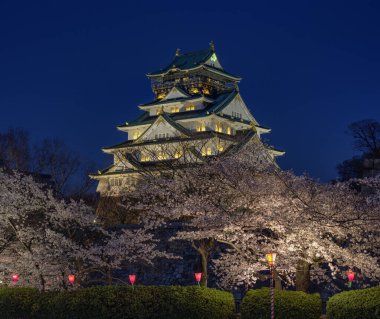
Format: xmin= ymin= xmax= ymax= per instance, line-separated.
xmin=1 ymin=0 xmax=379 ymax=181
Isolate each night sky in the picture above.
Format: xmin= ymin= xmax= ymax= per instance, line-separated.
xmin=1 ymin=0 xmax=379 ymax=181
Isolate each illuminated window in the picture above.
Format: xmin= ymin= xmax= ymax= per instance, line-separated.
xmin=171 ymin=106 xmax=180 ymax=113
xmin=174 ymin=150 xmax=183 ymax=159
xmin=202 ymin=88 xmax=210 ymax=95
xmin=202 ymin=147 xmax=212 ymax=156
xmin=141 ymin=154 xmax=151 ymax=162
xmin=215 ymin=123 xmax=222 ymax=133
xmin=157 ymin=152 xmax=167 ymax=160
xmin=156 ymin=109 xmax=161 ymax=115
xmin=186 ymin=104 xmax=195 ymax=111
xmin=227 ymin=127 xmax=231 ymax=135
xmin=133 ymin=131 xmax=142 ymax=139
xmin=218 ymin=145 xmax=224 ymax=152
xmin=197 ymin=122 xmax=206 ymax=132
xmin=190 ymin=87 xmax=199 ymax=94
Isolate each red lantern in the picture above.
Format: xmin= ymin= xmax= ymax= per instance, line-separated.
xmin=129 ymin=274 xmax=136 ymax=285
xmin=347 ymin=270 xmax=355 ymax=288
xmin=12 ymin=274 xmax=19 ymax=283
xmin=195 ymin=273 xmax=202 ymax=287
xmin=68 ymin=274 xmax=75 ymax=284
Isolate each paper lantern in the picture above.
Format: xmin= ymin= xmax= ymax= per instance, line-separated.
xmin=68 ymin=274 xmax=75 ymax=284
xmin=12 ymin=274 xmax=19 ymax=282
xmin=347 ymin=270 xmax=355 ymax=288
xmin=194 ymin=273 xmax=202 ymax=283
xmin=129 ymin=274 xmax=136 ymax=285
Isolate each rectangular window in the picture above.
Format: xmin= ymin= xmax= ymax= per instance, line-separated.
xmin=215 ymin=123 xmax=222 ymax=133
xmin=171 ymin=106 xmax=180 ymax=113
xmin=133 ymin=131 xmax=141 ymax=139
xmin=157 ymin=152 xmax=167 ymax=160
xmin=141 ymin=154 xmax=151 ymax=162
xmin=227 ymin=127 xmax=231 ymax=135
xmin=186 ymin=104 xmax=195 ymax=111
xmin=202 ymin=147 xmax=212 ymax=156
xmin=174 ymin=150 xmax=183 ymax=159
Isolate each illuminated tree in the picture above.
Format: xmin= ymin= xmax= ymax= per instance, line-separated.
xmin=0 ymin=169 xmax=166 ymax=290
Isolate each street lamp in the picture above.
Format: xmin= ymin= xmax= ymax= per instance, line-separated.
xmin=347 ymin=270 xmax=355 ymax=288
xmin=266 ymin=252 xmax=277 ymax=319
xmin=194 ymin=273 xmax=202 ymax=287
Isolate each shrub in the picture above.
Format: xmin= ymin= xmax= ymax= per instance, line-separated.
xmin=0 ymin=286 xmax=235 ymax=319
xmin=327 ymin=286 xmax=380 ymax=319
xmin=241 ymin=288 xmax=321 ymax=319
xmin=0 ymin=287 xmax=40 ymax=318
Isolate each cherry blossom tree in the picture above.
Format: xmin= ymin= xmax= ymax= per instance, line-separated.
xmin=130 ymin=140 xmax=380 ymax=291
xmin=0 ymin=168 xmax=167 ymax=290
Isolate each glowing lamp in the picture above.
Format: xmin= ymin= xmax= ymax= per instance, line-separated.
xmin=129 ymin=274 xmax=136 ymax=285
xmin=12 ymin=274 xmax=19 ymax=282
xmin=195 ymin=273 xmax=202 ymax=287
xmin=68 ymin=274 xmax=75 ymax=284
xmin=347 ymin=270 xmax=355 ymax=288
xmin=266 ymin=252 xmax=277 ymax=267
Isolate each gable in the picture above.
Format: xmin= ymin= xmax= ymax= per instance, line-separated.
xmin=219 ymin=94 xmax=258 ymax=124
xmin=204 ymin=52 xmax=223 ymax=69
xmin=135 ymin=116 xmax=188 ymax=142
xmin=162 ymin=87 xmax=189 ymax=100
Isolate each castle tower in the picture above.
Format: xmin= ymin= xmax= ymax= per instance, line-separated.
xmin=91 ymin=44 xmax=284 ymax=197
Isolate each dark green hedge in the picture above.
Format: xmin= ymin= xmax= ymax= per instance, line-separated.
xmin=327 ymin=286 xmax=380 ymax=319
xmin=0 ymin=287 xmax=40 ymax=319
xmin=241 ymin=288 xmax=321 ymax=319
xmin=0 ymin=286 xmax=235 ymax=319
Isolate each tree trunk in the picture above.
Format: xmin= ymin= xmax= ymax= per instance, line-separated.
xmin=199 ymin=249 xmax=208 ymax=287
xmin=106 ymin=268 xmax=113 ymax=285
xmin=296 ymin=260 xmax=311 ymax=292
xmin=274 ymin=269 xmax=282 ymax=290
xmin=192 ymin=239 xmax=216 ymax=287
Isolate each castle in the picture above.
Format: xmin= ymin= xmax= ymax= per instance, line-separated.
xmin=91 ymin=42 xmax=284 ymax=199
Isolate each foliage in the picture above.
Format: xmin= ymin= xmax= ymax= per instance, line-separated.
xmin=0 ymin=287 xmax=40 ymax=319
xmin=0 ymin=169 xmax=167 ymax=290
xmin=241 ymin=288 xmax=321 ymax=319
xmin=0 ymin=286 xmax=235 ymax=319
xmin=130 ymin=140 xmax=380 ymax=291
xmin=337 ymin=119 xmax=380 ymax=181
xmin=327 ymin=286 xmax=380 ymax=319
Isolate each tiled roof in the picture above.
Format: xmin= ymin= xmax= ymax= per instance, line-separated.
xmin=139 ymin=94 xmax=203 ymax=107
xmin=147 ymin=48 xmax=241 ymax=80
xmin=118 ymin=90 xmax=239 ymax=129
xmin=103 ymin=131 xmax=240 ymax=151
xmin=148 ymin=49 xmax=213 ymax=75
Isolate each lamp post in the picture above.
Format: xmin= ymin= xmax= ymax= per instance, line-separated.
xmin=347 ymin=270 xmax=355 ymax=288
xmin=194 ymin=272 xmax=202 ymax=287
xmin=266 ymin=252 xmax=277 ymax=319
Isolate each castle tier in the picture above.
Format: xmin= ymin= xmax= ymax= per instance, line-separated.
xmin=91 ymin=43 xmax=284 ymax=195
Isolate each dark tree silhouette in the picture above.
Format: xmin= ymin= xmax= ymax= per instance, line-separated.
xmin=337 ymin=119 xmax=380 ymax=180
